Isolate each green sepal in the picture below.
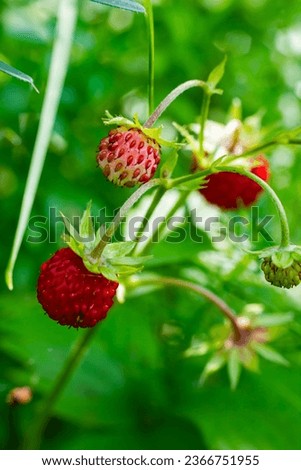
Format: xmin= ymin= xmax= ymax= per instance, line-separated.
xmin=160 ymin=150 xmax=179 ymax=179
xmin=79 ymin=200 xmax=94 ymax=240
xmin=252 ymin=313 xmax=294 ymax=328
xmin=227 ymin=348 xmax=242 ymax=390
xmin=199 ymin=353 xmax=226 ymax=386
xmin=109 ymin=255 xmax=152 ymax=266
xmin=96 ymin=266 xmax=119 ymax=282
xmin=61 ymin=202 xmax=150 ymax=281
xmin=103 ymin=111 xmax=182 ymax=148
xmin=249 ymin=244 xmax=301 ymax=264
xmin=176 ymin=175 xmax=208 ymax=191
xmin=62 ymin=233 xmax=82 ymax=257
xmin=252 ymin=343 xmax=289 ymax=367
xmin=102 ymin=241 xmax=136 ymax=259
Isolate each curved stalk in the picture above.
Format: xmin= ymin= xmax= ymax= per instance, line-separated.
xmin=144 ymin=79 xmax=206 ymax=128
xmin=91 ymin=178 xmax=161 ymax=258
xmin=129 ymin=276 xmax=241 ymax=340
xmin=139 ymin=190 xmax=189 ymax=255
xmin=217 ymin=166 xmax=290 ymax=248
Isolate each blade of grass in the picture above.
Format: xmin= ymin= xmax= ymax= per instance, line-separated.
xmin=0 ymin=60 xmax=39 ymax=92
xmin=90 ymin=0 xmax=145 ymax=13
xmin=5 ymin=0 xmax=79 ymax=290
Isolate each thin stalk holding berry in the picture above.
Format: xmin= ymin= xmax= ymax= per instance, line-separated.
xmin=23 ymin=327 xmax=97 ymax=449
xmin=91 ymin=178 xmax=161 ymax=258
xmin=217 ymin=166 xmax=291 ymax=248
xmin=198 ymin=90 xmax=211 ymax=161
xmin=133 ymin=186 xmax=167 ymax=246
xmin=128 ymin=275 xmax=242 ymax=341
xmin=144 ymin=79 xmax=206 ymax=128
xmin=138 ymin=190 xmax=190 ymax=255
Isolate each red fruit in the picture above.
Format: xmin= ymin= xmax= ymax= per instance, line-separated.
xmin=37 ymin=248 xmax=119 ymax=328
xmin=198 ymin=155 xmax=270 ymax=210
xmin=97 ymin=126 xmax=161 ymax=187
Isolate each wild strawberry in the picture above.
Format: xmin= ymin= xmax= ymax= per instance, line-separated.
xmin=197 ymin=155 xmax=270 ymax=210
xmin=97 ymin=126 xmax=161 ymax=187
xmin=261 ymin=256 xmax=301 ymax=289
xmin=37 ymin=248 xmax=119 ymax=328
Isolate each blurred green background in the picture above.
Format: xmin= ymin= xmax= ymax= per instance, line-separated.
xmin=1 ymin=0 xmax=301 ymax=450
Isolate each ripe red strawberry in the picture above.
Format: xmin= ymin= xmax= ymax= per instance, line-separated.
xmin=197 ymin=155 xmax=270 ymax=210
xmin=97 ymin=126 xmax=161 ymax=187
xmin=37 ymin=248 xmax=119 ymax=328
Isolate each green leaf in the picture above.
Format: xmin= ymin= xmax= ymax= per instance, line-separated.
xmin=102 ymin=241 xmax=136 ymax=259
xmin=160 ymin=150 xmax=178 ymax=179
xmin=207 ymin=56 xmax=227 ymax=89
xmin=0 ymin=60 xmax=39 ymax=92
xmin=227 ymin=349 xmax=242 ymax=390
xmin=253 ymin=344 xmax=289 ymax=367
xmin=90 ymin=0 xmax=145 ymax=13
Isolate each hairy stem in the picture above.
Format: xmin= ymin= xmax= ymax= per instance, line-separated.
xmin=139 ymin=190 xmax=189 ymax=255
xmin=198 ymin=90 xmax=211 ymax=161
xmin=91 ymin=178 xmax=161 ymax=258
xmin=144 ymin=79 xmax=206 ymax=128
xmin=132 ymin=186 xmax=167 ymax=252
xmin=217 ymin=166 xmax=291 ymax=247
xmin=22 ymin=327 xmax=97 ymax=449
xmin=129 ymin=276 xmax=241 ymax=339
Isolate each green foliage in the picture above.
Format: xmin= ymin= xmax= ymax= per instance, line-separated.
xmin=1 ymin=0 xmax=301 ymax=451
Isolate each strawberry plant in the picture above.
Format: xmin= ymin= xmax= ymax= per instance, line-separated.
xmin=1 ymin=0 xmax=301 ymax=451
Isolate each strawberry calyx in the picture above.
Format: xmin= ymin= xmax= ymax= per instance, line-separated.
xmin=103 ymin=110 xmax=182 ymax=149
xmin=61 ymin=201 xmax=151 ymax=282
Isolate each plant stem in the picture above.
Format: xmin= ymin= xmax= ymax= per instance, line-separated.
xmin=144 ymin=0 xmax=155 ymax=114
xmin=198 ymin=90 xmax=211 ymax=161
xmin=91 ymin=178 xmax=161 ymax=258
xmin=168 ymin=169 xmax=211 ymax=189
xmin=23 ymin=327 xmax=97 ymax=450
xmin=132 ymin=186 xmax=167 ymax=252
xmin=217 ymin=166 xmax=291 ymax=247
xmin=228 ymin=137 xmax=301 ymax=162
xmin=129 ymin=276 xmax=241 ymax=339
xmin=139 ymin=190 xmax=189 ymax=255
xmin=144 ymin=79 xmax=206 ymax=128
